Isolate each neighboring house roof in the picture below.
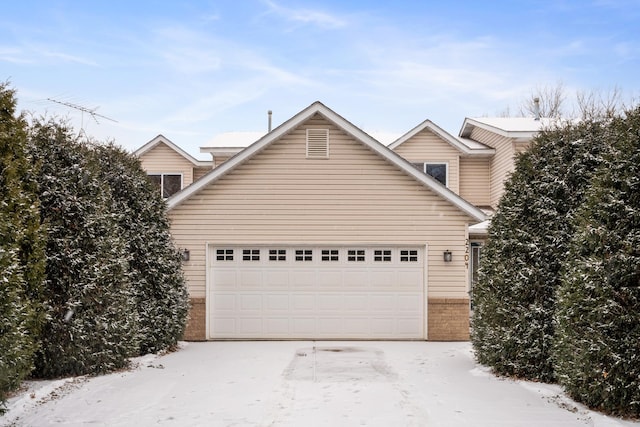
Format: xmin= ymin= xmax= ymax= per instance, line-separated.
xmin=134 ymin=134 xmax=212 ymax=167
xmin=458 ymin=117 xmax=555 ymax=142
xmin=200 ymin=131 xmax=264 ymax=157
xmin=167 ymin=101 xmax=487 ymax=223
xmin=388 ymin=119 xmax=495 ymax=157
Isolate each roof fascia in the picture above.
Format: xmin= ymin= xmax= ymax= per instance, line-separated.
xmin=389 ymin=119 xmax=494 ymax=156
xmin=459 ymin=118 xmax=538 ymax=140
xmin=134 ymin=135 xmax=211 ymax=167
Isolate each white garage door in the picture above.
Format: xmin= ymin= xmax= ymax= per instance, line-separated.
xmin=207 ymin=246 xmax=425 ymax=339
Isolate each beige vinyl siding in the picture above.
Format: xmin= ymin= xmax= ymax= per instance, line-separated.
xmin=391 ymin=129 xmax=460 ymax=193
xmin=170 ymin=115 xmax=472 ymax=300
xmin=193 ymin=166 xmax=211 ymax=182
xmin=213 ymin=155 xmax=234 ymax=168
xmin=459 ymin=157 xmax=490 ymax=207
xmin=469 ymin=127 xmax=516 ymax=208
xmin=139 ymin=142 xmax=195 ymax=187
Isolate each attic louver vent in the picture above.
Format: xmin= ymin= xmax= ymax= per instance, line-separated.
xmin=306 ymin=129 xmax=329 ymax=159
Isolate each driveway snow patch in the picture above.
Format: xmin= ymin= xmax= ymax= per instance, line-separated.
xmin=2 ymin=341 xmax=639 ymax=426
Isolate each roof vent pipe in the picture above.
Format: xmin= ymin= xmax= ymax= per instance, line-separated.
xmin=533 ymin=97 xmax=540 ymax=121
xmin=268 ymin=110 xmax=273 ymax=132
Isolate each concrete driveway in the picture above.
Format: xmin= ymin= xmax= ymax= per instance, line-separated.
xmin=5 ymin=341 xmax=637 ymax=426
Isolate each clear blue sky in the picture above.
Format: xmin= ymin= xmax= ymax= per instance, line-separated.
xmin=2 ymin=0 xmax=639 ymax=157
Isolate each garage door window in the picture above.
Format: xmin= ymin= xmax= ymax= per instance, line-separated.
xmin=400 ymin=249 xmax=418 ymax=262
xmin=242 ymin=249 xmax=260 ymax=261
xmin=216 ymin=249 xmax=234 ymax=261
xmin=269 ymin=249 xmax=286 ymax=261
xmin=348 ymin=249 xmax=365 ymax=262
xmin=295 ymin=249 xmax=313 ymax=261
xmin=374 ymin=249 xmax=392 ymax=262
xmin=321 ymin=249 xmax=339 ymax=261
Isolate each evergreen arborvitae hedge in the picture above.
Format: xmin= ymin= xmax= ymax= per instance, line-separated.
xmin=91 ymin=143 xmax=189 ymax=354
xmin=554 ymin=107 xmax=640 ymax=417
xmin=471 ymin=119 xmax=610 ymax=381
xmin=0 ymin=83 xmax=45 ymax=409
xmin=29 ymin=121 xmax=139 ymax=378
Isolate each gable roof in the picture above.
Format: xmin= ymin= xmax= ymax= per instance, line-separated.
xmin=388 ymin=119 xmax=494 ymax=157
xmin=458 ymin=117 xmax=554 ymax=142
xmin=134 ymin=134 xmax=212 ymax=167
xmin=167 ymin=101 xmax=486 ymax=222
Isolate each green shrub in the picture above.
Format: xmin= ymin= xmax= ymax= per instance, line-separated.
xmin=554 ymin=107 xmax=640 ymax=416
xmin=29 ymin=121 xmax=138 ymax=378
xmin=91 ymin=143 xmax=189 ymax=354
xmin=0 ymin=83 xmax=45 ymax=410
xmin=472 ymin=119 xmax=609 ymax=381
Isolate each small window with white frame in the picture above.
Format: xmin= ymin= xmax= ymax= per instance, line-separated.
xmin=269 ymin=249 xmax=286 ymax=261
xmin=148 ymin=173 xmax=183 ymax=198
xmin=400 ymin=249 xmax=418 ymax=262
xmin=216 ymin=249 xmax=234 ymax=261
xmin=424 ymin=163 xmax=448 ymax=187
xmin=242 ymin=249 xmax=260 ymax=261
xmin=295 ymin=249 xmax=313 ymax=261
xmin=374 ymin=249 xmax=392 ymax=262
xmin=321 ymin=249 xmax=339 ymax=261
xmin=347 ymin=249 xmax=365 ymax=262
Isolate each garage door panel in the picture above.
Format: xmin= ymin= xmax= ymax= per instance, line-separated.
xmin=343 ymin=270 xmax=370 ymax=288
xmin=264 ymin=270 xmax=290 ymax=288
xmin=238 ymin=317 xmax=263 ymax=334
xmin=265 ymin=318 xmax=290 ymax=335
xmin=370 ymin=318 xmax=394 ymax=335
xmin=291 ymin=270 xmax=316 ymax=286
xmin=397 ymin=271 xmax=423 ymax=290
xmin=343 ymin=318 xmax=370 ymax=335
xmin=239 ymin=294 xmax=262 ymax=311
xmin=369 ymin=270 xmax=396 ymax=287
xmin=317 ymin=294 xmax=343 ymax=311
xmin=398 ymin=294 xmax=423 ymax=312
xmin=318 ymin=317 xmax=344 ymax=335
xmin=370 ymin=294 xmax=397 ymax=311
xmin=212 ymin=318 xmax=236 ymax=336
xmin=292 ymin=318 xmax=316 ymax=335
xmin=342 ymin=295 xmax=369 ymax=311
xmin=292 ymin=294 xmax=315 ymax=310
xmin=213 ymin=270 xmax=237 ymax=288
xmin=265 ymin=294 xmax=290 ymax=311
xmin=316 ymin=270 xmax=343 ymax=288
xmin=209 ymin=246 xmax=424 ymax=339
xmin=239 ymin=270 xmax=263 ymax=288
xmin=213 ymin=294 xmax=237 ymax=311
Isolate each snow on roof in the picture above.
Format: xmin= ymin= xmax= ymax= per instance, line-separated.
xmin=201 ymin=131 xmax=265 ymax=149
xmin=470 ymin=117 xmax=554 ymax=132
xmin=459 ymin=117 xmax=556 ymax=140
xmin=457 ymin=137 xmax=493 ymax=150
xmin=368 ymin=131 xmax=403 ymax=145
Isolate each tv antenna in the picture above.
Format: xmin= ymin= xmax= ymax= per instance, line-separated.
xmin=46 ymin=97 xmax=118 ymax=130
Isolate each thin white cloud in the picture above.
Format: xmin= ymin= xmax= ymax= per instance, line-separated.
xmin=39 ymin=49 xmax=99 ymax=67
xmin=261 ymin=0 xmax=347 ymax=29
xmin=0 ymin=47 xmax=32 ymax=64
xmin=0 ymin=44 xmax=98 ymax=66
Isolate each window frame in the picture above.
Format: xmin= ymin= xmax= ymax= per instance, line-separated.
xmin=148 ymin=173 xmax=184 ymax=198
xmin=423 ymin=162 xmax=448 ymax=187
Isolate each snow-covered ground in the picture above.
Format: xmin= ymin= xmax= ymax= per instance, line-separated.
xmin=3 ymin=341 xmax=639 ymax=426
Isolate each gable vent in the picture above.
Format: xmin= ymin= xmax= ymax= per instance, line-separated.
xmin=306 ymin=129 xmax=329 ymax=159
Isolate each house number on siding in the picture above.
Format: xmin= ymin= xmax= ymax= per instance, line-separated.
xmin=465 ymin=239 xmax=470 ymax=268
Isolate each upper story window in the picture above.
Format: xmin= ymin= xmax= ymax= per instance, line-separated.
xmin=148 ymin=173 xmax=182 ymax=198
xmin=413 ymin=163 xmax=448 ymax=187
